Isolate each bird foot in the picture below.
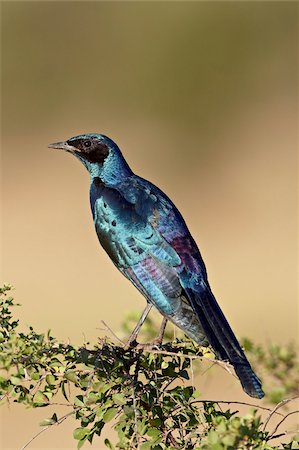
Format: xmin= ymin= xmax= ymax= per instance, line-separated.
xmin=123 ymin=339 xmax=139 ymax=351
xmin=150 ymin=337 xmax=163 ymax=347
xmin=135 ymin=341 xmax=163 ymax=351
xmin=123 ymin=340 xmax=162 ymax=352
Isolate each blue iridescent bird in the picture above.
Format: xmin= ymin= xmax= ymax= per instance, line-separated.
xmin=49 ymin=133 xmax=264 ymax=399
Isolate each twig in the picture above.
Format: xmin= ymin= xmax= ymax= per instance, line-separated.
xmin=190 ymin=357 xmax=194 ymax=387
xmin=191 ymin=400 xmax=284 ymax=417
xmin=100 ymin=321 xmax=124 ymax=345
xmin=50 ymin=402 xmax=74 ymax=407
xmin=166 ymin=429 xmax=180 ymax=448
xmin=19 ymin=410 xmax=75 ymax=450
xmin=129 ymin=356 xmax=141 ymax=449
xmin=270 ymin=429 xmax=299 ymax=440
xmin=263 ymin=396 xmax=299 ymax=431
xmin=268 ymin=410 xmax=299 ymax=440
xmin=134 ymin=345 xmax=236 ymax=377
xmin=30 ymin=374 xmax=47 ymax=396
xmin=19 ymin=426 xmax=49 ymax=450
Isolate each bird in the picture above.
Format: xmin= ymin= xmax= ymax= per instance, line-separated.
xmin=49 ymin=133 xmax=264 ymax=399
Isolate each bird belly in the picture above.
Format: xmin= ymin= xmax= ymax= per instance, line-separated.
xmin=130 ymin=261 xmax=181 ymax=316
xmin=126 ymin=262 xmax=209 ymax=346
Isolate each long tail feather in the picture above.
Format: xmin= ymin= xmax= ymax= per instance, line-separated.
xmin=186 ymin=283 xmax=264 ymax=399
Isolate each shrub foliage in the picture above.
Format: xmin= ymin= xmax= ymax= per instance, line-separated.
xmin=0 ymin=285 xmax=298 ymax=449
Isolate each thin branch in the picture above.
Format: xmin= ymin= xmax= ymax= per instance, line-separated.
xmin=166 ymin=429 xmax=180 ymax=448
xmin=99 ymin=321 xmax=124 ymax=345
xmin=19 ymin=410 xmax=75 ymax=450
xmin=49 ymin=402 xmax=74 ymax=407
xmin=30 ymin=374 xmax=47 ymax=396
xmin=270 ymin=429 xmax=299 ymax=440
xmin=268 ymin=410 xmax=299 ymax=440
xmin=19 ymin=426 xmax=50 ymax=450
xmin=129 ymin=357 xmax=141 ymax=450
xmin=134 ymin=345 xmax=237 ymax=378
xmin=190 ymin=357 xmax=194 ymax=387
xmin=191 ymin=399 xmax=284 ymax=417
xmin=263 ymin=396 xmax=299 ymax=431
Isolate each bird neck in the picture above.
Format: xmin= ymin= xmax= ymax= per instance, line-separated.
xmin=87 ymin=148 xmax=133 ymax=187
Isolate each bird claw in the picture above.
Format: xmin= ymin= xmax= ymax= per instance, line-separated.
xmin=123 ymin=339 xmax=163 ymax=352
xmin=123 ymin=339 xmax=139 ymax=351
xmin=150 ymin=337 xmax=163 ymax=347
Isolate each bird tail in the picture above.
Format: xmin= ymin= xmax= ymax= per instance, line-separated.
xmin=185 ymin=283 xmax=264 ymax=399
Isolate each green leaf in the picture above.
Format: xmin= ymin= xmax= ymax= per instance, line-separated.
xmin=180 ymin=369 xmax=189 ymax=379
xmin=39 ymin=419 xmax=54 ymax=427
xmin=192 ymin=389 xmax=200 ymax=399
xmin=150 ymin=418 xmax=162 ymax=428
xmin=31 ymin=372 xmax=41 ymax=381
xmin=39 ymin=413 xmax=58 ymax=427
xmin=73 ymin=427 xmax=89 ymax=440
xmin=93 ymin=381 xmax=110 ymax=394
xmin=34 ymin=391 xmax=49 ymax=404
xmin=123 ymin=405 xmax=134 ymax=418
xmin=222 ymin=435 xmax=236 ymax=446
xmin=46 ymin=374 xmax=56 ymax=385
xmin=103 ymin=407 xmax=117 ymax=423
xmin=10 ymin=376 xmax=21 ymax=385
xmin=74 ymin=395 xmax=85 ymax=407
xmin=210 ymin=445 xmax=223 ymax=450
xmin=208 ymin=430 xmax=219 ymax=445
xmin=147 ymin=428 xmax=162 ymax=439
xmin=95 ymin=407 xmax=105 ymax=420
xmin=80 ymin=348 xmax=90 ymax=364
xmin=44 ymin=391 xmax=53 ymax=400
xmin=51 ymin=413 xmax=58 ymax=422
xmin=112 ymin=393 xmax=126 ymax=405
xmin=104 ymin=438 xmax=115 ymax=449
xmin=85 ymin=392 xmax=99 ymax=405
xmin=61 ymin=380 xmax=69 ymax=401
xmin=65 ymin=370 xmax=78 ymax=383
xmin=137 ymin=419 xmax=148 ymax=436
xmin=140 ymin=442 xmax=153 ymax=450
xmin=77 ymin=437 xmax=87 ymax=449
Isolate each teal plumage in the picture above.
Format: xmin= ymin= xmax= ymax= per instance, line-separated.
xmin=49 ymin=133 xmax=264 ymax=399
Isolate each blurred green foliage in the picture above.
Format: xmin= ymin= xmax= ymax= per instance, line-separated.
xmin=241 ymin=338 xmax=299 ymax=405
xmin=0 ymin=285 xmax=298 ymax=449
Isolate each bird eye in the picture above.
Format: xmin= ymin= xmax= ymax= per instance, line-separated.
xmin=84 ymin=140 xmax=91 ymax=148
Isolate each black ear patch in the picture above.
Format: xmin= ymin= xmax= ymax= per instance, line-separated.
xmin=67 ymin=138 xmax=109 ymax=164
xmin=83 ymin=143 xmax=109 ymax=164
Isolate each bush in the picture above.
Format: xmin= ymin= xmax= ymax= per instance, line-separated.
xmin=0 ymin=284 xmax=298 ymax=449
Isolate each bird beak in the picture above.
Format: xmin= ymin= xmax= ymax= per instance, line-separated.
xmin=48 ymin=141 xmax=78 ymax=153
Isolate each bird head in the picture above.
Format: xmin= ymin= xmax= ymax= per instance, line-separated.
xmin=49 ymin=133 xmax=132 ymax=183
xmin=48 ymin=133 xmax=113 ymax=164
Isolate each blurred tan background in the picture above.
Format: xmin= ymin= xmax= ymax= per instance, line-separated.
xmin=1 ymin=1 xmax=298 ymax=449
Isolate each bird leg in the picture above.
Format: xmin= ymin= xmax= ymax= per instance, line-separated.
xmin=133 ymin=317 xmax=168 ymax=351
xmin=152 ymin=316 xmax=168 ymax=346
xmin=125 ymin=303 xmax=153 ymax=348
